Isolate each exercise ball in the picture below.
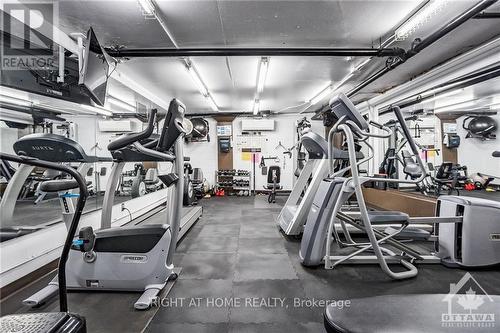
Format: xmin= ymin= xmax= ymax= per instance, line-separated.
xmin=190 ymin=118 xmax=209 ymax=138
xmin=463 ymin=116 xmax=497 ymax=139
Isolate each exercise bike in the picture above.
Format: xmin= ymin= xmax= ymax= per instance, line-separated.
xmin=23 ymin=99 xmax=188 ymax=310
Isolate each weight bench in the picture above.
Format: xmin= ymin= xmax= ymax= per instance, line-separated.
xmin=264 ymin=165 xmax=283 ymax=203
xmin=324 ymin=294 xmax=500 ymax=333
xmin=192 ymin=168 xmax=205 ymax=199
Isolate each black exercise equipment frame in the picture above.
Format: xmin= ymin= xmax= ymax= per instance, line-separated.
xmin=0 ymin=152 xmax=89 ymax=312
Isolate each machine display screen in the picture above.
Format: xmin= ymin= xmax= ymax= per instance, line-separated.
xmin=79 ymin=27 xmax=110 ymax=107
xmin=329 ymin=93 xmax=369 ymax=130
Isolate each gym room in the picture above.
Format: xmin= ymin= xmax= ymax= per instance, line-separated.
xmin=1 ymin=1 xmax=500 ymax=332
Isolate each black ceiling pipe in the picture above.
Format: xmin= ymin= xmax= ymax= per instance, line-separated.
xmin=343 ymin=0 xmax=498 ymax=101
xmin=378 ymin=64 xmax=500 ymax=114
xmin=413 ymin=0 xmax=498 ymax=53
xmin=473 ymin=12 xmax=500 ymax=18
xmin=105 ymin=47 xmax=405 ymax=58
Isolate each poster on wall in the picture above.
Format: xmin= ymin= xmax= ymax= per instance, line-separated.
xmin=217 ymin=125 xmax=232 ymax=136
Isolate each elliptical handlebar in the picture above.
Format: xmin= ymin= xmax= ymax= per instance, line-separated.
xmin=107 ymin=108 xmax=158 ymax=151
xmin=391 ymin=106 xmax=428 ymax=180
xmin=0 ymin=152 xmax=88 ymax=313
xmin=325 ymin=94 xmax=428 ymax=186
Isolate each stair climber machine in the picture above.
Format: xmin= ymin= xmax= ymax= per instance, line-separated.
xmin=23 ymin=99 xmax=194 ymax=310
xmin=277 ymin=125 xmax=364 ymax=236
xmin=276 ymin=131 xmax=329 ymax=236
xmin=0 ymin=153 xmax=88 ymax=332
xmin=299 ymin=93 xmax=500 ymax=279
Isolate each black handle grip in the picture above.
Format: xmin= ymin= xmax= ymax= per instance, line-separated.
xmin=108 ymin=109 xmax=158 ymax=151
xmin=0 ymin=152 xmax=88 ymax=313
xmin=369 ymin=120 xmax=384 ymax=129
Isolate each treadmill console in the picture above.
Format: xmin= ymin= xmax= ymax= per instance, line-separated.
xmin=158 ymin=99 xmax=187 ymax=152
xmin=329 ymin=93 xmax=369 ymax=130
xmin=13 ymin=133 xmax=94 ymax=162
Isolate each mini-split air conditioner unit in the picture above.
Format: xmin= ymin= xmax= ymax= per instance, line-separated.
xmin=241 ymin=119 xmax=275 ymax=131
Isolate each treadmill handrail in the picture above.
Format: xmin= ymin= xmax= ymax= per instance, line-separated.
xmin=132 ymin=142 xmax=175 ymax=162
xmin=0 ymin=152 xmax=88 ymax=313
xmin=108 ymin=108 xmax=158 ymax=151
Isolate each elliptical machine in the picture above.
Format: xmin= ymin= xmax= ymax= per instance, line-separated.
xmin=23 ymin=99 xmax=188 ymax=310
xmin=0 ymin=153 xmax=88 ymax=332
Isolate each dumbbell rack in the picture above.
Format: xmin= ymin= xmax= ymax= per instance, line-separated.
xmin=215 ymin=170 xmax=251 ymax=196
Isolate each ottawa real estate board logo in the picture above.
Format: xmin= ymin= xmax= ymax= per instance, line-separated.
xmin=442 ymin=272 xmax=496 ymax=329
xmin=1 ymin=1 xmax=59 ymax=70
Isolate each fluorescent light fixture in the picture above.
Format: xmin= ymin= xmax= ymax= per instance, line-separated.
xmin=0 ymin=95 xmax=32 ymax=107
xmin=184 ymin=60 xmax=219 ymax=111
xmin=253 ymin=99 xmax=260 ymax=115
xmin=207 ymin=95 xmax=218 ymax=112
xmin=257 ymin=57 xmax=269 ymax=94
xmin=395 ymin=0 xmax=449 ymax=41
xmin=107 ymin=96 xmax=136 ymax=112
xmin=137 ymin=0 xmax=155 ymax=15
xmin=434 ymin=101 xmax=475 ymax=113
xmin=424 ymin=88 xmax=465 ymax=103
xmin=351 ymin=58 xmax=371 ymax=73
xmin=309 ymin=82 xmax=332 ymax=105
xmin=187 ymin=64 xmax=208 ymax=97
xmin=80 ymin=104 xmax=113 ymax=116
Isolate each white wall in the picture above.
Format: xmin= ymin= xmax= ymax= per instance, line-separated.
xmin=63 ymin=115 xmax=145 ymax=188
xmin=184 ymin=117 xmax=218 ymax=186
xmin=0 ymin=123 xmax=18 ymax=155
xmin=456 ymin=113 xmax=500 ymax=182
xmin=232 ymin=115 xmax=325 ymax=191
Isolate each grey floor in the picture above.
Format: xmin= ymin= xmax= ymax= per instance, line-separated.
xmin=2 ymin=195 xmax=500 ymax=333
xmin=144 ymin=196 xmax=500 ymax=333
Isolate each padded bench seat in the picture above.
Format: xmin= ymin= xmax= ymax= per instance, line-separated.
xmin=324 ymin=294 xmax=500 ymax=333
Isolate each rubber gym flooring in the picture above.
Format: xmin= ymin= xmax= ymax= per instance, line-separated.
xmin=1 ymin=196 xmax=499 ymax=332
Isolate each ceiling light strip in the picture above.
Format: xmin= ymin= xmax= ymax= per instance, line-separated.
xmin=257 ymin=57 xmax=269 ymax=94
xmin=314 ymin=2 xmax=448 ymax=104
xmin=80 ymin=104 xmax=113 ymax=116
xmin=207 ymin=95 xmax=218 ymax=112
xmin=107 ymin=96 xmax=136 ymax=112
xmin=309 ymin=82 xmax=332 ymax=105
xmin=253 ymin=57 xmax=269 ymax=115
xmin=143 ymin=0 xmax=218 ymax=111
xmin=137 ymin=0 xmax=155 ymax=15
xmin=395 ymin=0 xmax=450 ymax=41
xmin=434 ymin=101 xmax=476 ymax=113
xmin=253 ymin=99 xmax=260 ymax=115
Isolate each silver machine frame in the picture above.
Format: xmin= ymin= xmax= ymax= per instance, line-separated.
xmin=277 ymin=131 xmax=329 ymax=236
xmin=277 ymin=158 xmax=328 ymax=236
xmin=299 ymin=93 xmax=500 ymax=280
xmin=23 ymin=103 xmax=200 ymax=310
